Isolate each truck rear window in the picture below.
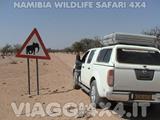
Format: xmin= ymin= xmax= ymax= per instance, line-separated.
xmin=117 ymin=48 xmax=160 ymax=65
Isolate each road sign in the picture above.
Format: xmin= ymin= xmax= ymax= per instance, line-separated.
xmin=16 ymin=28 xmax=51 ymax=95
xmin=16 ymin=28 xmax=50 ymax=60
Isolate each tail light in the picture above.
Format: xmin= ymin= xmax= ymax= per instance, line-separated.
xmin=107 ymin=70 xmax=114 ymax=87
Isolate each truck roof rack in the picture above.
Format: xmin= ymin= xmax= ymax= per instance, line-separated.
xmin=101 ymin=32 xmax=156 ymax=47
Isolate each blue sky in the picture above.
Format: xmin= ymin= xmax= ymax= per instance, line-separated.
xmin=0 ymin=0 xmax=160 ymax=49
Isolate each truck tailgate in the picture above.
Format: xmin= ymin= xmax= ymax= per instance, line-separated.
xmin=114 ymin=65 xmax=160 ymax=92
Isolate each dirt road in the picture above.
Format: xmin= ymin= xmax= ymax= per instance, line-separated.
xmin=0 ymin=53 xmax=160 ymax=120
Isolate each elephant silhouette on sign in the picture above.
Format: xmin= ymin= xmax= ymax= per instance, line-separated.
xmin=26 ymin=42 xmax=40 ymax=55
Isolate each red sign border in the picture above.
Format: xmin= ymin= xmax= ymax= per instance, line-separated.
xmin=16 ymin=28 xmax=51 ymax=60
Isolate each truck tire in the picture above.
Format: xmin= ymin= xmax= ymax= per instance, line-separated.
xmin=90 ymin=81 xmax=106 ymax=108
xmin=73 ymin=71 xmax=80 ymax=90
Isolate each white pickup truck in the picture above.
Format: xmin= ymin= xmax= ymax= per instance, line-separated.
xmin=73 ymin=33 xmax=160 ymax=108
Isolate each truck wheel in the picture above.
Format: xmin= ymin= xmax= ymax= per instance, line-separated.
xmin=90 ymin=81 xmax=106 ymax=108
xmin=73 ymin=71 xmax=80 ymax=90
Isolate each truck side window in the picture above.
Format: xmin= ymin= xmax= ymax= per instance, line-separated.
xmin=97 ymin=49 xmax=112 ymax=63
xmin=81 ymin=51 xmax=89 ymax=63
xmin=87 ymin=50 xmax=96 ymax=64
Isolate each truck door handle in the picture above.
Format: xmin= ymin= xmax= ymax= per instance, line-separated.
xmin=82 ymin=66 xmax=84 ymax=68
xmin=88 ymin=67 xmax=90 ymax=70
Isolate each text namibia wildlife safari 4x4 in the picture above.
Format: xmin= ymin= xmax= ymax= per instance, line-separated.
xmin=13 ymin=1 xmax=146 ymax=9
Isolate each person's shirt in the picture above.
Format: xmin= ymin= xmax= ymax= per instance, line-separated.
xmin=75 ymin=60 xmax=82 ymax=70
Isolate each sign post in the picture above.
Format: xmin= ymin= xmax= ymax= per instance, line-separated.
xmin=16 ymin=28 xmax=50 ymax=95
xmin=36 ymin=59 xmax=39 ymax=95
xmin=27 ymin=58 xmax=31 ymax=95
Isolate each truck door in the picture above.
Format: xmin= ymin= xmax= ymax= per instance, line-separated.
xmin=81 ymin=50 xmax=96 ymax=87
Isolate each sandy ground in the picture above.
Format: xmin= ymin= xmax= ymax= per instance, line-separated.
xmin=0 ymin=53 xmax=160 ymax=120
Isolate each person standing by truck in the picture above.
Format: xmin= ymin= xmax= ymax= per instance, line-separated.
xmin=73 ymin=52 xmax=82 ymax=89
xmin=75 ymin=52 xmax=82 ymax=75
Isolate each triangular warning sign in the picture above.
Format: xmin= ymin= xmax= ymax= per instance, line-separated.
xmin=16 ymin=28 xmax=50 ymax=60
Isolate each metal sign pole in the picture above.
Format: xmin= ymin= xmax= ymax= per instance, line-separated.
xmin=36 ymin=59 xmax=40 ymax=95
xmin=27 ymin=58 xmax=31 ymax=95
